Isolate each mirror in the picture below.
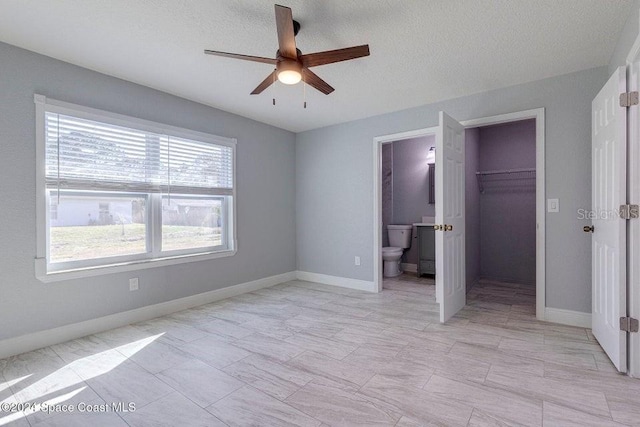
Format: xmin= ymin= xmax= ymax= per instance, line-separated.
xmin=428 ymin=165 xmax=435 ymax=204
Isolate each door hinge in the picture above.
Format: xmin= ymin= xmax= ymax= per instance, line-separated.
xmin=620 ymin=317 xmax=639 ymax=333
xmin=620 ymin=92 xmax=639 ymax=107
xmin=619 ymin=204 xmax=639 ymax=220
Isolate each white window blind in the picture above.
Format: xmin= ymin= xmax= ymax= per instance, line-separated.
xmin=45 ymin=113 xmax=233 ymax=196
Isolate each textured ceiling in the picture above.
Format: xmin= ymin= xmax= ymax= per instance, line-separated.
xmin=0 ymin=0 xmax=632 ymax=132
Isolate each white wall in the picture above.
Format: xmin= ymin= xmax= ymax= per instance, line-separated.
xmin=0 ymin=42 xmax=296 ymax=341
xmin=296 ymin=67 xmax=607 ymax=314
xmin=609 ymin=0 xmax=640 ymax=73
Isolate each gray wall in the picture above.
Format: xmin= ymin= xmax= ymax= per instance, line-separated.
xmin=465 ymin=128 xmax=481 ymax=289
xmin=296 ymin=66 xmax=607 ymax=314
xmin=477 ymin=120 xmax=536 ymax=285
xmin=390 ymin=136 xmax=435 ymax=265
xmin=609 ymin=0 xmax=640 ymax=73
xmin=0 ymin=42 xmax=296 ymax=341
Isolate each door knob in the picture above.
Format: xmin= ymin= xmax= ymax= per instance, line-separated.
xmin=434 ymin=225 xmax=442 ymax=231
xmin=445 ymin=225 xmax=453 ymax=232
xmin=583 ymin=225 xmax=594 ymax=233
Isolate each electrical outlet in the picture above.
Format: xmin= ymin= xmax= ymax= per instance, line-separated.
xmin=129 ymin=278 xmax=139 ymax=291
xmin=355 ymin=256 xmax=361 ymax=266
xmin=547 ymin=198 xmax=559 ymax=213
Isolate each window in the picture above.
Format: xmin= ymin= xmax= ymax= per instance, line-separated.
xmin=50 ymin=201 xmax=58 ymax=221
xmin=161 ymin=195 xmax=224 ymax=252
xmin=35 ymin=95 xmax=236 ymax=279
xmin=48 ymin=191 xmax=149 ymax=264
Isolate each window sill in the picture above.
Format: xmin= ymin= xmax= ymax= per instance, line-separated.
xmin=34 ymin=249 xmax=237 ymax=283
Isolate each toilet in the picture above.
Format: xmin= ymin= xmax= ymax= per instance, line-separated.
xmin=382 ymin=224 xmax=413 ymax=277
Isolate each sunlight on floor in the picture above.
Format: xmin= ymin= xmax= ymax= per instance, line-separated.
xmin=0 ymin=333 xmax=163 ymax=426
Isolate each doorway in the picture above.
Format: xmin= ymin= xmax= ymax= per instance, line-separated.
xmin=373 ymin=127 xmax=438 ymax=293
xmin=381 ymin=135 xmax=436 ymax=274
xmin=465 ymin=119 xmax=537 ymax=314
xmin=378 ymin=133 xmax=438 ymax=302
xmin=462 ymin=109 xmax=545 ymax=320
xmin=373 ymin=108 xmax=546 ymax=321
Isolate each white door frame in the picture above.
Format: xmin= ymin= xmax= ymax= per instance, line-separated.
xmin=372 ymin=107 xmax=546 ymax=321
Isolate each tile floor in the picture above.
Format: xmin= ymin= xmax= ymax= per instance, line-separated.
xmin=1 ymin=274 xmax=639 ymax=426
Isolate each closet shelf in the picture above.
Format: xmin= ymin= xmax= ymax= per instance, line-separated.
xmin=476 ymin=168 xmax=535 ymax=193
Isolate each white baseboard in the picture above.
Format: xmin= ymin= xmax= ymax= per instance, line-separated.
xmin=0 ymin=271 xmax=297 ymax=360
xmin=544 ymin=307 xmax=592 ymax=328
xmin=296 ymin=271 xmax=377 ymax=293
xmin=401 ymin=263 xmax=417 ymax=273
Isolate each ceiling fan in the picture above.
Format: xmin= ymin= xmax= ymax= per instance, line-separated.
xmin=204 ymin=4 xmax=370 ymax=96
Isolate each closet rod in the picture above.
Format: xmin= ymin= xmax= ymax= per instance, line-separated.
xmin=476 ymin=168 xmax=536 ymax=176
xmin=476 ymin=168 xmax=536 ymax=193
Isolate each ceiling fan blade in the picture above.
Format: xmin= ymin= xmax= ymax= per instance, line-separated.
xmin=275 ymin=4 xmax=297 ymax=59
xmin=251 ymin=71 xmax=277 ymax=95
xmin=300 ymin=45 xmax=370 ymax=68
xmin=303 ymin=69 xmax=334 ymax=95
xmin=204 ymin=50 xmax=277 ymax=65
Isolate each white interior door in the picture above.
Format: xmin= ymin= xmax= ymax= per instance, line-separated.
xmin=591 ymin=66 xmax=627 ymax=372
xmin=435 ymin=111 xmax=466 ymax=323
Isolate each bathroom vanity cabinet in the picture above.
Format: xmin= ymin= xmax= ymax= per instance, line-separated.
xmin=416 ymin=225 xmax=436 ymax=276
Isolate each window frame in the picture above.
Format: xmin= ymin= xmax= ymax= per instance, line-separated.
xmin=35 ymin=94 xmax=237 ymax=283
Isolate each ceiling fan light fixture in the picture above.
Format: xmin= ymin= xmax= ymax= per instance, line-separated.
xmin=276 ymin=59 xmax=302 ymax=85
xmin=277 ymin=70 xmax=302 ymax=85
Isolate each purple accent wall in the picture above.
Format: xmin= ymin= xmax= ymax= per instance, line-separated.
xmin=381 ymin=144 xmax=393 ymax=248
xmin=465 ymin=128 xmax=481 ymax=288
xmin=478 ymin=119 xmax=536 ymax=285
xmin=390 ymin=136 xmax=435 ymax=265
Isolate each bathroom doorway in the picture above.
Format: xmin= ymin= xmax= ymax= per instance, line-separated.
xmin=373 ymin=127 xmax=438 ymax=294
xmin=381 ymin=135 xmax=436 ymax=277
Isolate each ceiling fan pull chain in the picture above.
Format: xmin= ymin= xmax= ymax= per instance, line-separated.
xmin=303 ymin=70 xmax=307 ymax=109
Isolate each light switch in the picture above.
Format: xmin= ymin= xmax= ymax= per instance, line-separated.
xmin=547 ymin=199 xmax=559 ymax=213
